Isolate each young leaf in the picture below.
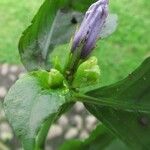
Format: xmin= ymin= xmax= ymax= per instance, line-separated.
xmin=19 ymin=0 xmax=84 ymax=71
xmin=19 ymin=0 xmax=59 ymax=71
xmin=72 ymin=56 xmax=100 ymax=88
xmin=4 ymin=70 xmax=71 ymax=150
xmin=59 ymin=124 xmax=128 ymax=150
xmin=77 ymin=57 xmax=150 ymax=150
xmin=49 ymin=10 xmax=83 ymax=46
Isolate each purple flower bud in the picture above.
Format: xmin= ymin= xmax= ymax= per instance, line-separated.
xmin=71 ymin=0 xmax=109 ymax=58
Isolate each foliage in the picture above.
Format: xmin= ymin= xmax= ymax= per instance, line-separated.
xmin=3 ymin=0 xmax=150 ymax=150
xmin=80 ymin=57 xmax=150 ymax=150
xmin=59 ymin=124 xmax=129 ymax=150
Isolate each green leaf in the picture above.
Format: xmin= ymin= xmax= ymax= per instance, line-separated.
xmin=19 ymin=0 xmax=59 ymax=71
xmin=77 ymin=57 xmax=150 ymax=150
xmin=72 ymin=56 xmax=100 ymax=88
xmin=59 ymin=124 xmax=128 ymax=150
xmin=71 ymin=0 xmax=96 ymax=12
xmin=48 ymin=10 xmax=83 ymax=70
xmin=49 ymin=10 xmax=83 ymax=46
xmin=105 ymin=139 xmax=129 ymax=150
xmin=4 ymin=70 xmax=70 ymax=150
xmin=19 ymin=0 xmax=83 ymax=71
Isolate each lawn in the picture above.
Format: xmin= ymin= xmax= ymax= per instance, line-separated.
xmin=0 ymin=0 xmax=43 ymax=64
xmin=0 ymin=0 xmax=149 ymax=85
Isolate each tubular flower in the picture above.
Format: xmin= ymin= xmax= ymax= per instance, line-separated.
xmin=71 ymin=0 xmax=109 ymax=58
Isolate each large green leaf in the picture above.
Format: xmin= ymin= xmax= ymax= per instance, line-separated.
xmin=59 ymin=124 xmax=128 ymax=150
xmin=4 ymin=70 xmax=70 ymax=150
xmin=19 ymin=0 xmax=59 ymax=71
xmin=76 ymin=57 xmax=150 ymax=150
xmin=19 ymin=0 xmax=84 ymax=71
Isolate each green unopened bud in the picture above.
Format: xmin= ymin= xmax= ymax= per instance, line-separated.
xmin=48 ymin=69 xmax=64 ymax=88
xmin=72 ymin=56 xmax=100 ymax=88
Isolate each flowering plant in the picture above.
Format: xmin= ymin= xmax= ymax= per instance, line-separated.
xmin=3 ymin=0 xmax=150 ymax=150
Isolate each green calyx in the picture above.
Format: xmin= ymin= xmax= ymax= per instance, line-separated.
xmin=48 ymin=69 xmax=65 ymax=88
xmin=72 ymin=56 xmax=101 ymax=88
xmin=48 ymin=56 xmax=101 ymax=90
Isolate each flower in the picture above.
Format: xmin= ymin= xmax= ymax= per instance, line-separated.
xmin=71 ymin=0 xmax=109 ymax=58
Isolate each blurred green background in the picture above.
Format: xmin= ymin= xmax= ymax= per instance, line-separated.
xmin=0 ymin=0 xmax=43 ymax=64
xmin=0 ymin=0 xmax=149 ymax=85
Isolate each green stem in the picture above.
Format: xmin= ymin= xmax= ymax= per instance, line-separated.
xmin=35 ymin=115 xmax=56 ymax=150
xmin=63 ymin=45 xmax=84 ymax=86
xmin=73 ymin=93 xmax=150 ymax=113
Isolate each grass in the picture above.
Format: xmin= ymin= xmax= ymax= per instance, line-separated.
xmin=0 ymin=0 xmax=149 ymax=85
xmin=0 ymin=0 xmax=43 ymax=64
xmin=95 ymin=0 xmax=150 ymax=85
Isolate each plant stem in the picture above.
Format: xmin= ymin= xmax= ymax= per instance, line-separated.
xmin=64 ymin=45 xmax=84 ymax=86
xmin=73 ymin=93 xmax=150 ymax=113
xmin=35 ymin=115 xmax=56 ymax=150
